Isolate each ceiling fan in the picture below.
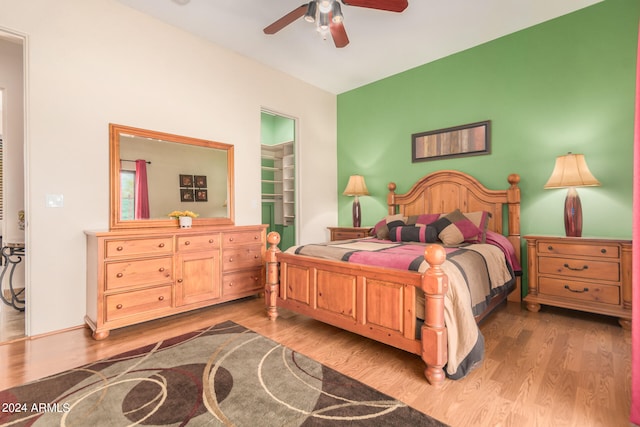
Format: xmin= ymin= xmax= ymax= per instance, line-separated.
xmin=263 ymin=0 xmax=408 ymax=48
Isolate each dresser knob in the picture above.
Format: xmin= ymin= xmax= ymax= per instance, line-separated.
xmin=159 ymin=243 xmax=165 ymax=248
xmin=177 ymin=279 xmax=183 ymax=283
xmin=116 ymin=273 xmax=123 ymax=278
xmin=600 ymin=248 xmax=607 ymax=254
xmin=117 ymin=246 xmax=123 ymax=251
xmin=547 ymin=245 xmax=553 ymax=251
xmin=229 ymin=237 xmax=234 ymax=242
xmin=185 ymin=241 xmax=190 ymax=246
xmin=229 ymin=257 xmax=234 ymax=262
xmin=254 ymin=235 xmax=259 ymax=240
xmin=158 ymin=296 xmax=164 ymax=301
xmin=254 ymin=254 xmax=259 ymax=259
xmin=209 ymin=239 xmax=214 ymax=243
xmin=159 ymin=267 xmax=165 ymax=272
xmin=116 ymin=304 xmax=123 ymax=309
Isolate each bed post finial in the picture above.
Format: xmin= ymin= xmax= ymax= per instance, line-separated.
xmin=387 ymin=182 xmax=397 ymax=215
xmin=265 ymin=232 xmax=281 ymax=321
xmin=421 ymin=244 xmax=448 ymax=386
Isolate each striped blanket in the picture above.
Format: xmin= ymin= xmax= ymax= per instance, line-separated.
xmin=289 ymin=237 xmax=517 ymax=379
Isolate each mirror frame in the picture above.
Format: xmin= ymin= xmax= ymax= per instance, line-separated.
xmin=109 ymin=123 xmax=235 ymax=230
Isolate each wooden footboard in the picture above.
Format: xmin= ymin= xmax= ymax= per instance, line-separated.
xmin=264 ymin=231 xmax=449 ymax=387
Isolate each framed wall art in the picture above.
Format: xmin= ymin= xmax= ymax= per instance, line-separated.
xmin=195 ymin=189 xmax=208 ymax=202
xmin=412 ymin=120 xmax=490 ymax=162
xmin=194 ymin=175 xmax=207 ymax=188
xmin=179 ymin=174 xmax=194 ymax=188
xmin=180 ymin=188 xmax=194 ymax=202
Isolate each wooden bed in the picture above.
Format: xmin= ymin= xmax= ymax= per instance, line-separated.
xmin=264 ymin=170 xmax=521 ymax=386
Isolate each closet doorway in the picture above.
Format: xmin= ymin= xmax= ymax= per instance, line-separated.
xmin=260 ymin=110 xmax=297 ymax=252
xmin=0 ymin=30 xmax=26 ymax=343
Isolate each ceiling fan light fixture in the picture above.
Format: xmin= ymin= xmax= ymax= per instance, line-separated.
xmin=318 ymin=0 xmax=333 ymax=14
xmin=331 ymin=1 xmax=343 ymax=23
xmin=318 ymin=11 xmax=330 ymax=30
xmin=304 ymin=1 xmax=317 ymax=23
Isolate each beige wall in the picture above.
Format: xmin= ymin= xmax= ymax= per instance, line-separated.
xmin=0 ymin=0 xmax=337 ymax=336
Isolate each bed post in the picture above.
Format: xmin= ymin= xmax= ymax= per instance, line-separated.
xmin=265 ymin=231 xmax=281 ymax=321
xmin=506 ymin=173 xmax=522 ymax=302
xmin=421 ymin=244 xmax=449 ymax=387
xmin=387 ymin=182 xmax=397 ymax=215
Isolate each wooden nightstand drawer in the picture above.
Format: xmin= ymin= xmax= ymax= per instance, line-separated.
xmin=537 ymin=241 xmax=619 ymax=258
xmin=327 ymin=227 xmax=372 ymax=241
xmin=539 ymin=277 xmax=620 ymax=305
xmin=538 ymin=257 xmax=620 ymax=282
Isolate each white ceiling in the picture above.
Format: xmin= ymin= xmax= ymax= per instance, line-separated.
xmin=116 ymin=0 xmax=602 ymax=94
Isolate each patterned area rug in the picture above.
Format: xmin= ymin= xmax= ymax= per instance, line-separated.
xmin=0 ymin=321 xmax=448 ymax=426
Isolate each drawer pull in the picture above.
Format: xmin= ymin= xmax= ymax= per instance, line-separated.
xmin=116 ymin=273 xmax=123 ymax=278
xmin=563 ymin=263 xmax=588 ymax=271
xmin=564 ymin=285 xmax=589 ymax=293
xmin=177 ymin=279 xmax=183 ymax=283
xmin=159 ymin=243 xmax=165 ymax=248
xmin=184 ymin=241 xmax=191 ymax=246
xmin=229 ymin=257 xmax=234 ymax=262
xmin=158 ymin=267 xmax=165 ymax=272
xmin=254 ymin=254 xmax=259 ymax=259
xmin=254 ymin=235 xmax=259 ymax=240
xmin=600 ymin=248 xmax=607 ymax=254
xmin=158 ymin=296 xmax=164 ymax=301
xmin=209 ymin=239 xmax=214 ymax=243
xmin=117 ymin=246 xmax=123 ymax=251
xmin=547 ymin=245 xmax=553 ymax=251
xmin=229 ymin=237 xmax=234 ymax=242
xmin=116 ymin=304 xmax=123 ymax=309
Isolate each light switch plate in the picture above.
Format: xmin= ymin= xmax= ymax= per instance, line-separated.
xmin=46 ymin=194 xmax=64 ymax=208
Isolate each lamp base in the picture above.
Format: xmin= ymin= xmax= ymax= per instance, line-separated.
xmin=564 ymin=187 xmax=582 ymax=237
xmin=352 ymin=196 xmax=361 ymax=228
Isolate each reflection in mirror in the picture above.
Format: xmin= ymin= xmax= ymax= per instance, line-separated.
xmin=109 ymin=124 xmax=234 ymax=230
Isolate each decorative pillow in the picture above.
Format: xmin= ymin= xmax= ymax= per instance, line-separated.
xmin=371 ymin=214 xmax=406 ymax=240
xmin=461 ymin=211 xmax=491 ymax=243
xmin=434 ymin=209 xmax=482 ymax=245
xmin=387 ymin=225 xmax=439 ymax=243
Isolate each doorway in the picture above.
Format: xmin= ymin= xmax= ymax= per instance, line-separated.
xmin=0 ymin=30 xmax=26 ymax=343
xmin=260 ymin=110 xmax=297 ymax=251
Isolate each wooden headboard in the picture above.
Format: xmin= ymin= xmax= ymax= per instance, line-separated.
xmin=387 ymin=170 xmax=522 ymax=300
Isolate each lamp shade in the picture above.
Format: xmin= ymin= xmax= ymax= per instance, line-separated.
xmin=343 ymin=175 xmax=369 ymax=196
xmin=544 ymin=153 xmax=601 ymax=189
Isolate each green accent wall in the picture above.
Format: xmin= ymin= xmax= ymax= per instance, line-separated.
xmin=338 ymin=0 xmax=638 ymax=242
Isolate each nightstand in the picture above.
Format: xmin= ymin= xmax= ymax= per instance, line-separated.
xmin=524 ymin=235 xmax=632 ymax=328
xmin=327 ymin=226 xmax=372 ymax=241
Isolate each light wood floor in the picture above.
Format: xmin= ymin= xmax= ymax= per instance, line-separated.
xmin=0 ymin=303 xmax=25 ymax=342
xmin=0 ymin=297 xmax=632 ymax=427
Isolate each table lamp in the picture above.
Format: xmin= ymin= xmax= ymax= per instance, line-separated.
xmin=343 ymin=175 xmax=369 ymax=227
xmin=544 ymin=152 xmax=600 ymax=237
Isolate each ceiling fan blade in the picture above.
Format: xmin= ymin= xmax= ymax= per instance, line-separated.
xmin=330 ymin=21 xmax=349 ymax=48
xmin=341 ymin=0 xmax=408 ymax=13
xmin=263 ymin=4 xmax=309 ymax=35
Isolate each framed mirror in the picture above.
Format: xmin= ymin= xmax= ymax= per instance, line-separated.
xmin=109 ymin=123 xmax=234 ymax=230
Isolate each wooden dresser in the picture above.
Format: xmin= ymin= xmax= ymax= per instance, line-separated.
xmin=327 ymin=226 xmax=372 ymax=241
xmin=524 ymin=235 xmax=632 ymax=328
xmin=85 ymin=225 xmax=266 ymax=339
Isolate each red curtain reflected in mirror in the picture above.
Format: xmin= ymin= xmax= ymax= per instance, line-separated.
xmin=134 ymin=159 xmax=150 ymax=219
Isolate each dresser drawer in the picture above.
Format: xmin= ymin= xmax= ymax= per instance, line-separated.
xmin=105 ymin=257 xmax=173 ymax=291
xmin=223 ymin=230 xmax=263 ymax=247
xmin=105 ymin=285 xmax=172 ymax=322
xmin=334 ymin=230 xmax=368 ymax=240
xmin=176 ymin=234 xmax=220 ymax=252
xmin=222 ymin=245 xmax=263 ymax=271
xmin=539 ymin=277 xmax=620 ymax=305
xmin=537 ymin=241 xmax=619 ymax=259
xmin=106 ymin=237 xmax=173 ymax=258
xmin=223 ymin=268 xmax=263 ymax=296
xmin=538 ymin=257 xmax=620 ymax=282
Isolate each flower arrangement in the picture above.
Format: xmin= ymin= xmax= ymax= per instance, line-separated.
xmin=168 ymin=210 xmax=199 ymax=219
